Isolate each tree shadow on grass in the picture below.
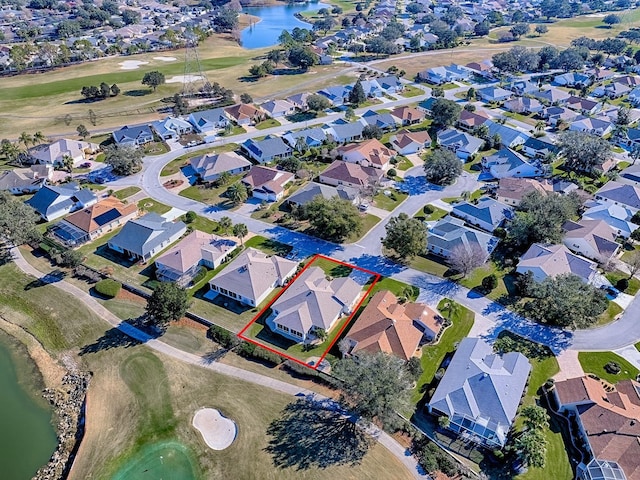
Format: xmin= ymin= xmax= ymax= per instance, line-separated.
xmin=265 ymin=399 xmax=372 ymax=470
xmin=124 ymin=89 xmax=152 ymax=97
xmin=78 ymin=317 xmax=160 ymax=355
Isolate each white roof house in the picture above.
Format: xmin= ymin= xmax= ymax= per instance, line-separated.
xmin=29 ymin=139 xmax=99 ymax=166
xmin=516 ymin=243 xmax=598 ymax=284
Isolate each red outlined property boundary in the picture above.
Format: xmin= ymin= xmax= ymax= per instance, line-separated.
xmin=237 ymin=254 xmax=381 ymax=370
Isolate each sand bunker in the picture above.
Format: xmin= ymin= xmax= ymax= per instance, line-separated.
xmin=154 ymin=56 xmax=177 ymax=62
xmin=193 ymin=408 xmax=237 ymax=450
xmin=166 ymin=74 xmax=204 ymax=84
xmin=119 ymin=60 xmax=149 ymax=70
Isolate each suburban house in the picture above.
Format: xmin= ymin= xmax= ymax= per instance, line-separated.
xmin=390 ymin=106 xmax=426 ymax=126
xmin=516 ymin=243 xmax=597 ymax=284
xmin=542 ymin=106 xmax=580 ymax=127
xmin=112 ymin=124 xmax=154 ymax=147
xmin=495 ymin=177 xmax=577 ymax=206
xmin=437 ymin=128 xmax=483 ymax=160
xmin=595 ymin=181 xmax=640 ymax=213
xmin=260 ymin=99 xmax=296 ymax=118
xmin=319 ymin=160 xmax=383 ymax=189
xmin=338 ymin=138 xmax=395 ymax=170
xmin=532 ymin=87 xmax=571 ymax=104
xmin=390 ymin=129 xmax=431 ymax=155
xmin=465 ymin=60 xmax=494 ymax=78
xmin=189 ymin=151 xmax=251 ymax=182
xmin=582 ymin=201 xmax=639 ymax=239
xmin=241 ymin=136 xmax=292 ymax=164
xmin=378 ymin=75 xmax=404 ymax=93
xmin=266 ymin=266 xmax=362 ymax=343
xmin=418 ymin=64 xmax=471 ymax=84
xmin=360 ymin=110 xmax=398 ymax=130
xmin=286 ymin=182 xmax=358 ymax=208
xmin=484 ymin=121 xmax=529 ymax=149
xmin=208 ymin=247 xmax=298 ymax=307
xmin=427 ymin=215 xmax=498 ymax=260
xmin=0 ymin=165 xmax=51 ymax=194
xmin=521 ymin=136 xmax=559 ymax=159
xmin=617 ymin=164 xmax=640 ymax=186
xmin=553 ymin=376 xmax=640 ymax=480
xmin=569 ymin=116 xmax=614 ymax=137
xmin=482 ymin=148 xmax=543 ymax=179
xmin=562 ymin=219 xmax=620 ymax=263
xmin=154 ymin=230 xmax=238 ymax=287
xmin=150 ymin=116 xmax=192 ymax=140
xmin=451 ymin=197 xmax=514 ymax=233
xmin=107 ymin=213 xmax=187 ymax=262
xmin=457 ymin=109 xmax=490 ymax=132
xmin=51 ymin=196 xmax=138 ymax=246
xmin=241 ymin=165 xmax=294 ymax=202
xmin=477 ymin=86 xmax=512 ymax=103
xmin=508 ymin=79 xmax=538 ymax=96
xmin=357 ymin=79 xmax=384 ymax=98
xmin=282 ymin=128 xmax=327 ymax=149
xmin=286 ymin=92 xmax=311 ymax=111
xmin=566 ymin=96 xmax=601 ymax=116
xmin=427 ymin=337 xmax=531 ymax=448
xmin=317 ymin=85 xmax=351 ymax=106
xmin=323 ymin=120 xmax=364 ymax=143
xmin=187 ymin=108 xmax=230 ymax=134
xmin=554 ymin=71 xmax=592 ymax=88
xmin=224 ymin=103 xmax=266 ymax=126
xmin=503 ymin=97 xmax=543 ymax=115
xmin=29 ymin=139 xmax=99 ymax=166
xmin=345 ymin=290 xmax=441 ymax=361
xmin=27 ymin=183 xmax=98 ymax=221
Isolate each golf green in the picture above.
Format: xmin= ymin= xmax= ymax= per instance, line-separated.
xmin=111 ymin=440 xmax=199 ymax=480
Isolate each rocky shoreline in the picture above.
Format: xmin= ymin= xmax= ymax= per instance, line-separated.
xmin=35 ymin=371 xmax=90 ymax=480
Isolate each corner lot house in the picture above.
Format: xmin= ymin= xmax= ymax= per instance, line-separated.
xmin=266 ymin=266 xmax=362 ymax=343
xmin=428 ymin=337 xmax=531 ymax=448
xmin=427 ymin=216 xmax=498 ymax=260
xmin=112 ymin=125 xmax=154 ymax=147
xmin=563 ymin=219 xmax=620 ymax=263
xmin=319 ymin=160 xmax=383 ymax=189
xmin=107 ymin=213 xmax=187 ymax=262
xmin=516 ymin=243 xmax=597 ymax=284
xmin=29 ymin=139 xmax=99 ymax=166
xmin=27 ymin=183 xmax=98 ymax=221
xmin=554 ymin=376 xmax=640 ymax=480
xmin=208 ymin=247 xmax=298 ymax=307
xmin=345 ymin=290 xmax=441 ymax=361
xmin=451 ymin=197 xmax=514 ymax=232
xmin=155 ymin=231 xmax=237 ymax=287
xmin=242 ymin=166 xmax=294 ymax=202
xmin=51 ymin=197 xmax=138 ymax=246
xmin=338 ymin=138 xmax=395 ymax=170
xmin=241 ymin=136 xmax=292 ymax=164
xmin=189 ymin=151 xmax=251 ymax=182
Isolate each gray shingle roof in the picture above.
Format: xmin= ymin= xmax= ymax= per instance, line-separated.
xmin=286 ymin=182 xmax=357 ymax=206
xmin=452 ymin=197 xmax=513 ymax=231
xmin=597 ymin=181 xmax=640 ymax=210
xmin=108 ymin=213 xmax=186 ymax=258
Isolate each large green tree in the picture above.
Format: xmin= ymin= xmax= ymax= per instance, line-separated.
xmin=333 ymin=352 xmax=413 ymax=430
xmin=145 ymin=282 xmax=190 ymax=329
xmin=515 ymin=429 xmax=547 ymax=468
xmin=305 ymin=196 xmax=362 ymax=242
xmin=225 ymin=182 xmax=248 ymax=205
xmin=431 ymin=98 xmax=462 ymax=127
xmin=423 ymin=148 xmax=462 ymax=186
xmin=0 ymin=191 xmax=42 ymax=246
xmin=382 ymin=213 xmax=427 ymax=260
xmin=141 ymin=70 xmax=166 ymax=91
xmin=557 ymin=131 xmax=612 ymax=176
xmin=348 ymin=80 xmax=367 ymax=106
xmin=104 ymin=145 xmax=143 ymax=176
xmin=306 ymin=94 xmax=331 ymax=112
xmin=523 ymin=273 xmax=608 ymax=329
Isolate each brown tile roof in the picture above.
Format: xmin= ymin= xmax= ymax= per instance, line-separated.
xmin=458 ymin=109 xmax=490 ymax=128
xmin=391 ymin=129 xmax=431 ymax=150
xmin=242 ymin=166 xmax=294 ymax=194
xmin=320 ymin=160 xmax=383 ymax=187
xmin=224 ymin=103 xmax=264 ymax=122
xmin=62 ymin=197 xmax=138 ymax=234
xmin=347 ymin=290 xmax=438 ymax=361
xmin=338 ymin=139 xmax=395 ymax=167
xmin=496 ymin=177 xmax=552 ymax=202
xmin=390 ymin=106 xmax=426 ymax=123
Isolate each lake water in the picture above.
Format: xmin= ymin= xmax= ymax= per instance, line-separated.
xmin=241 ymin=2 xmax=331 ymax=49
xmin=0 ymin=330 xmax=57 ymax=480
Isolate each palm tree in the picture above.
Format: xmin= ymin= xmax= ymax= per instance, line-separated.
xmin=225 ymin=182 xmax=248 ymax=206
xmin=0 ymin=140 xmax=20 ymax=163
xmin=62 ymin=154 xmax=74 ymax=173
xmin=232 ymin=223 xmax=248 ymax=246
xmin=534 ymin=120 xmax=546 ymax=133
xmin=18 ymin=132 xmax=33 ymax=150
xmin=218 ymin=216 xmax=232 ymax=235
xmin=32 ymin=131 xmax=46 ymax=145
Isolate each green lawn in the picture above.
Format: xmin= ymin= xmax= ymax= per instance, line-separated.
xmin=178 ymin=175 xmax=244 ymax=207
xmin=254 ymin=118 xmax=281 ymax=130
xmin=414 ymin=206 xmax=448 ymax=222
xmin=407 ymin=253 xmax=450 ymax=277
xmin=578 ymin=351 xmax=640 ymax=383
xmin=411 ymin=299 xmax=474 ymax=404
xmin=373 ymin=189 xmax=408 ymax=211
xmin=160 ymin=143 xmax=239 ymax=177
xmin=141 ymin=141 xmax=169 ymax=156
xmin=137 ymin=198 xmax=171 ymax=215
xmin=244 ymin=235 xmax=292 ymax=256
xmin=605 ymin=270 xmax=640 ymax=295
xmin=113 ymin=186 xmax=141 ymax=200
xmin=395 ymin=156 xmax=414 ymax=171
xmin=347 ymin=213 xmax=380 ymax=243
xmin=367 ymin=276 xmax=419 ymax=301
xmin=400 ymin=85 xmax=424 ymax=98
xmin=595 ymin=301 xmax=623 ymax=326
xmin=184 ymin=214 xmax=219 ymax=234
xmin=219 ymin=125 xmax=246 ymax=137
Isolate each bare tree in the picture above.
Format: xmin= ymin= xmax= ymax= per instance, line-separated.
xmin=448 ymin=243 xmax=487 ymax=276
xmin=626 ymin=250 xmax=640 ymax=278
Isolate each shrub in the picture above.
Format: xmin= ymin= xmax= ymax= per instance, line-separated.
xmin=604 ymin=361 xmax=621 ymax=375
xmin=423 ymin=204 xmax=434 ymax=214
xmin=482 ymin=274 xmax=498 ymax=292
xmin=616 ymin=278 xmax=629 ymax=292
xmin=387 ymin=168 xmax=397 ymax=178
xmin=237 ymin=341 xmax=284 ymax=365
xmin=184 ymin=210 xmax=197 ymax=223
xmin=207 ymin=324 xmax=240 ymax=348
xmin=95 ymin=279 xmax=122 ymax=298
xmin=192 ymin=266 xmax=208 ymax=285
